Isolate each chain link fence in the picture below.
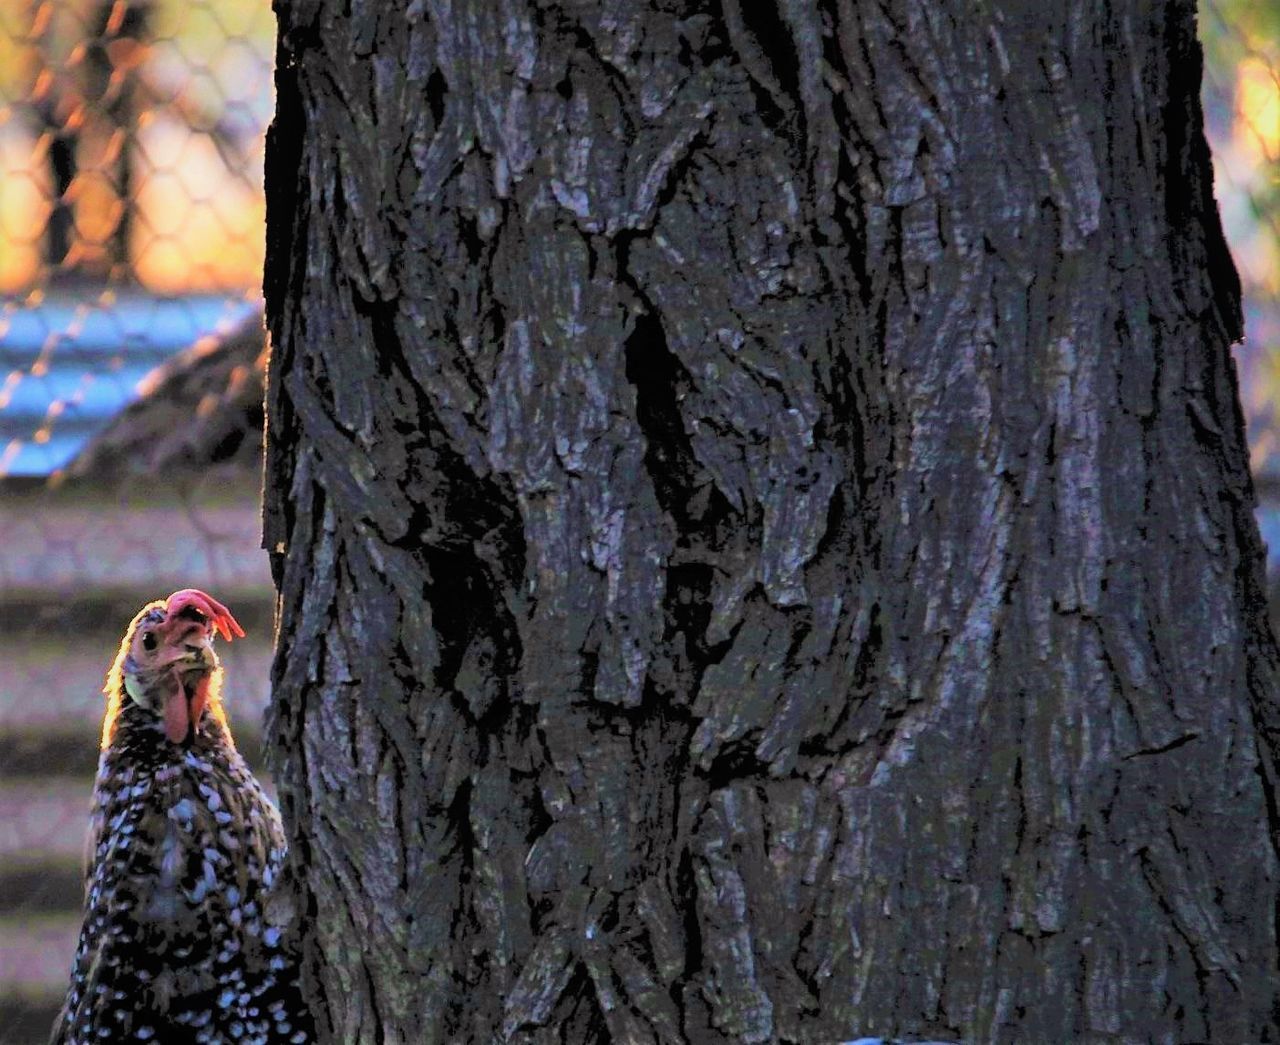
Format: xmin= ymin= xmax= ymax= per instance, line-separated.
xmin=0 ymin=3 xmax=1277 ymax=1042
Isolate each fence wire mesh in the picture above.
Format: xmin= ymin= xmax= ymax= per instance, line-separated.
xmin=0 ymin=3 xmax=1277 ymax=1042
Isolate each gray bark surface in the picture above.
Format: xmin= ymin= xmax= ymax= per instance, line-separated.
xmin=262 ymin=2 xmax=1280 ymax=1041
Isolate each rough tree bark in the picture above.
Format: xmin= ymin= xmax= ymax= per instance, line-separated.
xmin=261 ymin=2 xmax=1280 ymax=1042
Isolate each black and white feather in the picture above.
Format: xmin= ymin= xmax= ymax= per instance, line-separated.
xmin=50 ymin=590 xmax=312 ymax=1045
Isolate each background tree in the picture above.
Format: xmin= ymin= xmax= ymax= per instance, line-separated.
xmin=261 ymin=1 xmax=1280 ymax=1041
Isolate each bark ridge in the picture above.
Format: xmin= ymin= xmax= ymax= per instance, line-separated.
xmin=263 ymin=2 xmax=1280 ymax=1042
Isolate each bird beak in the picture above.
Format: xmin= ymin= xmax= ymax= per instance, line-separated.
xmin=153 ymin=590 xmax=242 ymax=745
xmin=164 ymin=589 xmax=245 ymax=642
xmin=155 ymin=619 xmax=217 ymax=744
xmin=153 ymin=631 xmax=214 ymax=669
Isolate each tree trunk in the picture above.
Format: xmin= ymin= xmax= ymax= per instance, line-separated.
xmin=261 ymin=2 xmax=1280 ymax=1041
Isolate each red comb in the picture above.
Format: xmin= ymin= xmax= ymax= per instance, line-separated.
xmin=165 ymin=589 xmax=246 ymax=641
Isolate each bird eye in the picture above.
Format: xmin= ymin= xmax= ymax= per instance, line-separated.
xmin=141 ymin=632 xmax=158 ymax=652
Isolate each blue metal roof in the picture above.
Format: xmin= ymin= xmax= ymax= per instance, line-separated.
xmin=0 ymin=293 xmax=258 ymax=477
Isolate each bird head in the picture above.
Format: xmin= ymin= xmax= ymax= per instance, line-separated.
xmin=101 ymin=589 xmax=246 ymax=748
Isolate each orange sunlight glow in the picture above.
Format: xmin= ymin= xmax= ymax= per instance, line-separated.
xmin=131 ymin=120 xmax=266 ymax=293
xmin=0 ymin=131 xmax=52 ymax=290
xmin=1218 ymin=55 xmax=1280 ymax=297
xmin=1237 ymin=56 xmax=1280 ymax=163
xmin=0 ymin=0 xmax=274 ymax=294
xmin=0 ymin=120 xmax=265 ymax=294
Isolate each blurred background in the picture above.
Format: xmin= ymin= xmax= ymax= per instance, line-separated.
xmin=0 ymin=1 xmax=275 ymax=1040
xmin=0 ymin=1 xmax=1276 ymax=1041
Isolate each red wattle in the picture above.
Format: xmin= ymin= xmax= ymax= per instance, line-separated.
xmin=163 ymin=674 xmax=189 ymax=744
xmin=189 ymin=675 xmax=211 ymax=737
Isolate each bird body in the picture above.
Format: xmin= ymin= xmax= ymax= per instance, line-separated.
xmin=51 ymin=590 xmax=311 ymax=1045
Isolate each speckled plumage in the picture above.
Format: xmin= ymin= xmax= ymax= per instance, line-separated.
xmin=51 ymin=593 xmax=312 ymax=1045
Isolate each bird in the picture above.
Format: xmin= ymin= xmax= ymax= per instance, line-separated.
xmin=50 ymin=588 xmax=313 ymax=1045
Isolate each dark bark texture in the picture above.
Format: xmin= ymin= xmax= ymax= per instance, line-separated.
xmin=262 ymin=1 xmax=1280 ymax=1042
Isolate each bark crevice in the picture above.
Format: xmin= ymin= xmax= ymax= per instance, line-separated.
xmin=263 ymin=2 xmax=1280 ymax=1041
